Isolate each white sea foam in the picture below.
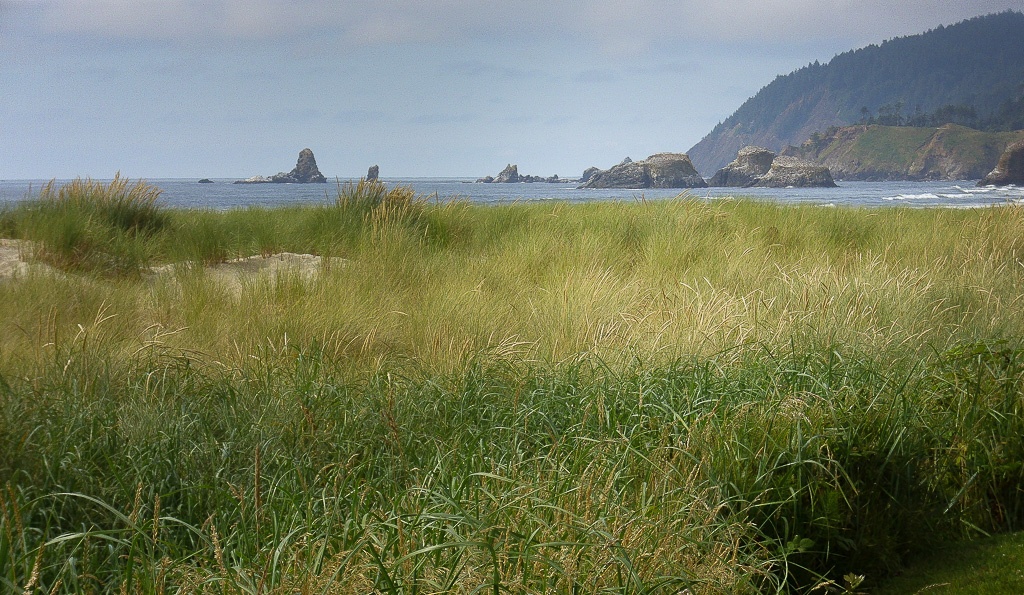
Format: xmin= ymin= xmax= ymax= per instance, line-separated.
xmin=3 ymin=179 xmax=1022 ymax=210
xmin=884 ymin=193 xmax=940 ymax=201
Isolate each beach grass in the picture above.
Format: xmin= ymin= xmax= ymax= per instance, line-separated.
xmin=5 ymin=180 xmax=1023 ymax=370
xmin=0 ymin=178 xmax=1022 ymax=592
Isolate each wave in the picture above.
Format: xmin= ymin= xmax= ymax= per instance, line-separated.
xmin=883 ymin=193 xmax=940 ymax=201
xmin=959 ymin=185 xmax=996 ymax=194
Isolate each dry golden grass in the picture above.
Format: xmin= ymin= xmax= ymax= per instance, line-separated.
xmin=3 ymin=197 xmax=1024 ymax=375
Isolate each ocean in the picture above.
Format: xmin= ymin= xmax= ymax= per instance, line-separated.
xmin=1 ymin=178 xmax=1022 ymax=210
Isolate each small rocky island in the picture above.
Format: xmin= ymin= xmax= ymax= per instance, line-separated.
xmin=579 ymin=153 xmax=707 ymax=189
xmin=477 ymin=164 xmax=563 ymax=184
xmin=978 ymin=140 xmax=1024 ymax=186
xmin=235 ymin=148 xmax=327 ymax=184
xmin=710 ymin=147 xmax=836 ymax=188
xmin=708 ymin=146 xmax=776 ymax=187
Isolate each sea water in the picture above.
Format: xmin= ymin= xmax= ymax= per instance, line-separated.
xmin=1 ymin=178 xmax=1021 ymax=210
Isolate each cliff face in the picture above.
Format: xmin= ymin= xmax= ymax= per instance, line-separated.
xmin=781 ymin=125 xmax=1024 ymax=181
xmin=979 ymin=140 xmax=1024 ymax=186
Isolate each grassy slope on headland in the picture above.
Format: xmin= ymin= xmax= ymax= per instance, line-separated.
xmin=0 ymin=179 xmax=1022 ymax=593
xmin=783 ymin=124 xmax=1024 ymax=181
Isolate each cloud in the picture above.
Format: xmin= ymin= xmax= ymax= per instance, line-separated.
xmin=574 ymin=68 xmax=621 ymax=84
xmin=32 ymin=0 xmax=319 ymax=39
xmin=335 ymin=109 xmax=388 ymax=125
xmin=406 ymin=112 xmax=477 ymax=126
xmin=268 ymin=107 xmax=324 ymax=122
xmin=641 ymin=61 xmax=702 ymax=75
xmin=30 ymin=0 xmax=1020 ymax=47
xmin=28 ymin=0 xmax=555 ymax=43
xmin=1 ymin=0 xmax=36 ymax=33
xmin=448 ymin=60 xmax=544 ymax=81
xmin=572 ymin=0 xmax=1024 ymax=48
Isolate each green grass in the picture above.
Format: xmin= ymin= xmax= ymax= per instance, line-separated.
xmin=5 ymin=179 xmax=1024 ymax=370
xmin=849 ymin=126 xmax=936 ymax=168
xmin=8 ymin=174 xmax=168 ymax=275
xmin=796 ymin=124 xmax=1024 ymax=180
xmin=923 ymin=125 xmax=1024 ymax=176
xmin=1 ymin=178 xmax=1023 ymax=593
xmin=874 ymin=532 xmax=1024 ymax=594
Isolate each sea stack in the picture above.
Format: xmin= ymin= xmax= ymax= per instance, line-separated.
xmin=367 ymin=165 xmax=379 ymax=181
xmin=271 ymin=148 xmax=327 ymax=183
xmin=477 ymin=164 xmax=564 ymax=183
xmin=236 ymin=149 xmax=327 ymax=184
xmin=580 ymin=153 xmax=707 ymax=189
xmin=709 ymin=146 xmax=776 ymax=187
xmin=751 ymin=156 xmax=837 ymax=188
xmin=579 ymin=167 xmax=601 ymax=184
xmin=494 ymin=164 xmax=520 ymax=183
xmin=710 ymin=147 xmax=837 ymax=188
xmin=978 ymin=140 xmax=1024 ymax=186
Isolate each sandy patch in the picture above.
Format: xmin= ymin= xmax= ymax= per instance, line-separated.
xmin=0 ymin=240 xmax=343 ymax=285
xmin=150 ymin=252 xmax=345 ymax=290
xmin=0 ymin=239 xmax=46 ymax=279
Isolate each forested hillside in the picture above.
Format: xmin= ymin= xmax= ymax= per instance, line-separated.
xmin=688 ymin=11 xmax=1024 ymax=175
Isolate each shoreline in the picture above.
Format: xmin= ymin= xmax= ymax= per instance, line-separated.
xmin=2 ymin=178 xmax=1022 ymax=210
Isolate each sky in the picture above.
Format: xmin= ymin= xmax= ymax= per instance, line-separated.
xmin=2 ymin=1 xmax=1023 ymax=179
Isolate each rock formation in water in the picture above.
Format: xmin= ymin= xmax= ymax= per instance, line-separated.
xmin=751 ymin=156 xmax=837 ymax=188
xmin=235 ymin=148 xmax=327 ymax=184
xmin=708 ymin=147 xmax=837 ymax=188
xmin=477 ymin=164 xmax=565 ymax=183
xmin=198 ymin=178 xmax=214 ymax=183
xmin=271 ymin=148 xmax=327 ymax=183
xmin=978 ymin=140 xmax=1024 ymax=186
xmin=494 ymin=164 xmax=520 ymax=183
xmin=709 ymin=146 xmax=776 ymax=187
xmin=234 ymin=175 xmax=273 ymax=184
xmin=367 ymin=165 xmax=379 ymax=181
xmin=579 ymin=167 xmax=601 ymax=184
xmin=580 ymin=153 xmax=707 ymax=189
